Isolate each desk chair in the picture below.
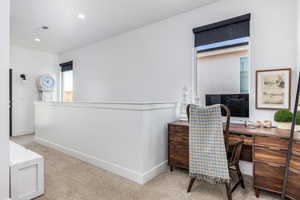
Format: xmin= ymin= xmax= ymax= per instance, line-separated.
xmin=186 ymin=104 xmax=245 ymax=200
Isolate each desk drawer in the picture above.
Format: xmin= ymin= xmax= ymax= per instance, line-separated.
xmin=254 ymin=146 xmax=287 ymax=165
xmin=255 ymin=136 xmax=288 ymax=149
xmin=169 ymin=132 xmax=188 ymax=143
xmin=287 ymin=168 xmax=300 ymax=200
xmin=290 ymin=154 xmax=300 ymax=171
xmin=293 ymin=141 xmax=300 ymax=154
xmin=170 ymin=143 xmax=189 ymax=168
xmin=169 ymin=125 xmax=188 ymax=133
xmin=254 ymin=161 xmax=284 ymax=193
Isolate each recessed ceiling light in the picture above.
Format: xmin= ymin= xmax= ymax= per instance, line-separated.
xmin=34 ymin=38 xmax=41 ymax=42
xmin=77 ymin=14 xmax=85 ymax=20
xmin=40 ymin=26 xmax=49 ymax=30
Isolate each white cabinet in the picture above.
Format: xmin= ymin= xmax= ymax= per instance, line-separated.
xmin=10 ymin=141 xmax=44 ymax=200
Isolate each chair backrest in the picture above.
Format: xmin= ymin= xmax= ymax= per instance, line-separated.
xmin=186 ymin=104 xmax=231 ymax=152
xmin=187 ymin=104 xmax=231 ymax=183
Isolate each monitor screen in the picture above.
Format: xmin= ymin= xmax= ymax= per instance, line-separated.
xmin=206 ymin=94 xmax=249 ymax=118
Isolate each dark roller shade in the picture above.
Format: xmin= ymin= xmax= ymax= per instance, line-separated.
xmin=193 ymin=14 xmax=251 ymax=47
xmin=60 ymin=61 xmax=73 ymax=72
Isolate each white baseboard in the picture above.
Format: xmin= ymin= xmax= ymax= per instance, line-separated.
xmin=13 ymin=130 xmax=34 ymax=137
xmin=35 ymin=137 xmax=167 ymax=184
xmin=141 ymin=161 xmax=168 ymax=184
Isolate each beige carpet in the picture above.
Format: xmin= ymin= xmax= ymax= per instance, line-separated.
xmin=20 ymin=142 xmax=280 ymax=200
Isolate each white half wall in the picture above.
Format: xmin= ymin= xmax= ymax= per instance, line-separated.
xmin=0 ymin=0 xmax=10 ymax=199
xmin=35 ymin=101 xmax=177 ymax=184
xmin=59 ymin=0 xmax=298 ymax=122
xmin=10 ymin=45 xmax=59 ymax=136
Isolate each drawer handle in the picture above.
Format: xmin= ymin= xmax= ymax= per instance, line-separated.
xmin=268 ymin=147 xmax=282 ymax=151
xmin=290 ymin=168 xmax=300 ymax=175
xmin=267 ymin=163 xmax=283 ymax=168
xmin=293 ymin=151 xmax=300 ymax=157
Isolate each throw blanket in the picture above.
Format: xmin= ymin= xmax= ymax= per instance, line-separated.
xmin=189 ymin=104 xmax=230 ymax=184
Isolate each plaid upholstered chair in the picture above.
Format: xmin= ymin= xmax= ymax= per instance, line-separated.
xmin=186 ymin=104 xmax=245 ymax=200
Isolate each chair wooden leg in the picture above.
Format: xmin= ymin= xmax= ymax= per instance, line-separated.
xmin=236 ymin=164 xmax=245 ymax=189
xmin=187 ymin=178 xmax=196 ymax=193
xmin=225 ymin=182 xmax=232 ymax=200
xmin=170 ymin=165 xmax=174 ymax=172
xmin=255 ymin=188 xmax=260 ymax=198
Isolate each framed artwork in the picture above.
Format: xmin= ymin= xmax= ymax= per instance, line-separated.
xmin=256 ymin=68 xmax=291 ymax=110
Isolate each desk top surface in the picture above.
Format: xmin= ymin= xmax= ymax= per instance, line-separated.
xmin=169 ymin=120 xmax=300 ymax=142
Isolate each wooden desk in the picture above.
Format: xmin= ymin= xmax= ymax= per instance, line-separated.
xmin=168 ymin=121 xmax=300 ymax=200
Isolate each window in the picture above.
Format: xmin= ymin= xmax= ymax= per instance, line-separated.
xmin=59 ymin=61 xmax=74 ymax=102
xmin=240 ymin=57 xmax=249 ymax=93
xmin=193 ymin=14 xmax=251 ymax=104
xmin=62 ymin=70 xmax=73 ymax=101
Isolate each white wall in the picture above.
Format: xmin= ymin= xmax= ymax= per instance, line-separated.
xmin=197 ymin=50 xmax=248 ymax=104
xmin=10 ymin=45 xmax=59 ymax=136
xmin=298 ymin=0 xmax=300 ymax=73
xmin=0 ymin=0 xmax=10 ymax=199
xmin=60 ymin=0 xmax=298 ymax=121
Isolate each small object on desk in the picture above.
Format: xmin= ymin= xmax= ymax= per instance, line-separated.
xmin=276 ymin=122 xmax=292 ymax=130
xmin=244 ymin=120 xmax=248 ymax=127
xmin=263 ymin=120 xmax=272 ymax=128
xmin=274 ymin=110 xmax=292 ymax=130
xmin=179 ymin=86 xmax=189 ymax=120
xmin=245 ymin=121 xmax=256 ymax=129
xmin=244 ymin=120 xmax=254 ymax=127
xmin=255 ymin=120 xmax=262 ymax=127
xmin=295 ymin=125 xmax=300 ymax=132
xmin=247 ymin=125 xmax=256 ymax=129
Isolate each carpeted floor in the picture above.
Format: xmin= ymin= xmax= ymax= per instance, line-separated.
xmin=15 ymin=139 xmax=280 ymax=200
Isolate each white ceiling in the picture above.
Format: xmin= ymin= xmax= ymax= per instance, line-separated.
xmin=10 ymin=0 xmax=219 ymax=54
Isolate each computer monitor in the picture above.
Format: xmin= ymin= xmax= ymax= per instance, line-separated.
xmin=206 ymin=94 xmax=249 ymax=118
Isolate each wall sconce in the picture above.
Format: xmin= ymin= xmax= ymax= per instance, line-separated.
xmin=20 ymin=74 xmax=26 ymax=80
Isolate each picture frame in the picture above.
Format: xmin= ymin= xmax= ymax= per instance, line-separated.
xmin=256 ymin=68 xmax=291 ymax=110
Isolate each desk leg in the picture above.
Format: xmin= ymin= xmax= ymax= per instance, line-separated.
xmin=170 ymin=165 xmax=174 ymax=172
xmin=255 ymin=188 xmax=260 ymax=198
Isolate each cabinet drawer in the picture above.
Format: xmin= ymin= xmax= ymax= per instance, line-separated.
xmin=171 ymin=144 xmax=189 ymax=168
xmin=254 ymin=161 xmax=284 ymax=193
xmin=169 ymin=125 xmax=188 ymax=133
xmin=169 ymin=132 xmax=188 ymax=143
xmin=255 ymin=136 xmax=288 ymax=149
xmin=286 ymin=168 xmax=300 ymax=200
xmin=254 ymin=146 xmax=287 ymax=165
xmin=290 ymin=154 xmax=300 ymax=171
xmin=293 ymin=141 xmax=300 ymax=154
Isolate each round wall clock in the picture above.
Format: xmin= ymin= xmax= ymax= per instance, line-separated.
xmin=37 ymin=75 xmax=55 ymax=91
